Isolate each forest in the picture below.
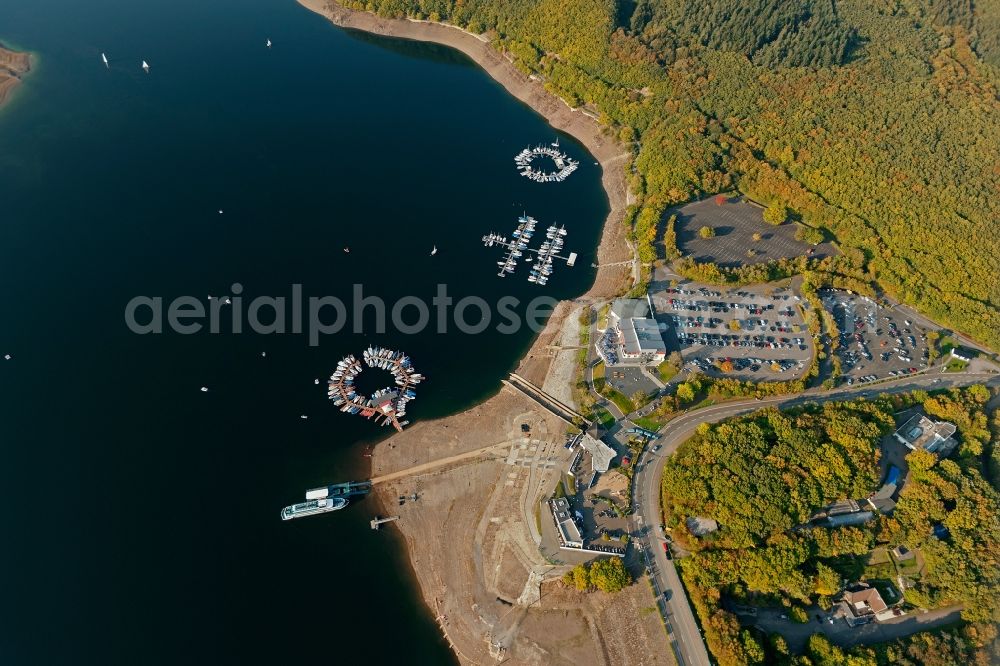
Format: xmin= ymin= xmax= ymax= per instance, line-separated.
xmin=659 ymin=387 xmax=999 ymax=664
xmin=343 ymin=0 xmax=1000 ymax=349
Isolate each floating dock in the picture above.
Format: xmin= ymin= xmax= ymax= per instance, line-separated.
xmin=514 ymin=142 xmax=579 ymax=182
xmin=305 ymin=480 xmax=372 ymax=500
xmin=328 ymin=347 xmax=423 ymax=432
xmin=483 ymin=215 xmax=574 ymax=285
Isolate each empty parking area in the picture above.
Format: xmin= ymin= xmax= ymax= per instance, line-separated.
xmin=651 ymin=281 xmax=813 ymax=381
xmin=670 ymin=196 xmax=837 ymax=268
xmin=819 ymin=289 xmax=931 ymax=385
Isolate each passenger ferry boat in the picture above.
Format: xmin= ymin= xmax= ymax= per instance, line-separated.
xmin=280 ymin=496 xmax=348 ymax=521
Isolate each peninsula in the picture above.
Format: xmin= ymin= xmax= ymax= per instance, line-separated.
xmin=0 ymin=44 xmax=30 ymax=108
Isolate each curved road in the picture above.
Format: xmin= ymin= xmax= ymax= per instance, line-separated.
xmin=630 ymin=370 xmax=1000 ymax=666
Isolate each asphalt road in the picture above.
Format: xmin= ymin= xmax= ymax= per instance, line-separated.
xmin=629 ymin=370 xmax=1000 ymax=666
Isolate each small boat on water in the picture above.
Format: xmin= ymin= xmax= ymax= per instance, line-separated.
xmin=101 ymin=53 xmax=108 ymax=68
xmin=343 ymin=247 xmax=350 ymax=253
xmin=430 ymin=245 xmax=437 ymax=256
xmin=200 ymin=386 xmax=209 ymax=392
xmin=141 ymin=60 xmax=150 ymax=73
xmin=266 ymin=39 xmax=272 ymax=48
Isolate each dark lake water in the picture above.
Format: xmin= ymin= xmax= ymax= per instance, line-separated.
xmin=0 ymin=0 xmax=607 ymax=663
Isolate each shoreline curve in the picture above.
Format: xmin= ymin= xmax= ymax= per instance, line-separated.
xmin=295 ymin=2 xmax=645 ymax=663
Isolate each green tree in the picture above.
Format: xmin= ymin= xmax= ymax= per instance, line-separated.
xmin=676 ymin=383 xmax=696 ymax=403
xmin=763 ymin=204 xmax=789 ymax=225
xmin=589 ymin=557 xmax=632 ymax=593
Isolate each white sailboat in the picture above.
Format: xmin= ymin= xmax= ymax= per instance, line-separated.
xmin=430 ymin=245 xmax=437 ymax=256
xmin=266 ymin=39 xmax=272 ymax=48
xmin=141 ymin=60 xmax=150 ymax=73
xmin=101 ymin=53 xmax=109 ymax=68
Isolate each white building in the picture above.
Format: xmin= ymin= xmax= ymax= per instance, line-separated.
xmin=608 ymin=298 xmax=667 ymax=363
xmin=894 ymin=414 xmax=957 ymax=455
xmin=580 ymin=433 xmax=616 ymax=473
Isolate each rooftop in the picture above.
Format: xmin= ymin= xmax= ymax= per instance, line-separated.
xmin=843 ymin=585 xmax=888 ymax=616
xmin=580 ymin=433 xmax=616 ymax=473
xmin=610 ymin=298 xmax=651 ymax=321
xmin=621 ymin=317 xmax=667 ymax=356
xmin=686 ymin=516 xmax=719 ymax=537
xmin=894 ymin=414 xmax=957 ymax=454
xmin=550 ymin=497 xmax=583 ymax=548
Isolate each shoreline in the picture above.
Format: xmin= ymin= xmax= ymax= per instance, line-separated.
xmin=0 ymin=44 xmax=31 ymax=109
xmin=295 ymin=0 xmax=634 ymax=289
xmin=296 ymin=2 xmax=659 ymax=663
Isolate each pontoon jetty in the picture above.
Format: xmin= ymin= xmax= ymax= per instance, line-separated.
xmin=327 ymin=347 xmax=423 ymax=432
xmin=281 ymin=480 xmax=371 ymax=521
xmin=514 ymin=142 xmax=579 ymax=182
xmin=483 ymin=215 xmax=577 ymax=285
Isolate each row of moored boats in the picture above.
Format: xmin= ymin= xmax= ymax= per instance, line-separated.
xmin=514 ymin=143 xmax=579 ymax=183
xmin=327 ymin=347 xmax=423 ymax=430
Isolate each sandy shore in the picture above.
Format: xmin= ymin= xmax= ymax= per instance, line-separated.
xmin=0 ymin=45 xmax=31 ymax=108
xmin=297 ymin=2 xmax=668 ymax=664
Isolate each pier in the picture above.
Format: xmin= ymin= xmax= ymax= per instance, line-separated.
xmin=370 ymin=515 xmax=400 ymax=530
xmin=483 ymin=215 xmax=575 ymax=285
xmin=327 ymin=347 xmax=423 ymax=432
xmin=504 ymin=372 xmax=591 ymax=426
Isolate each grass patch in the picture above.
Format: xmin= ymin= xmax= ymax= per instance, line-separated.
xmin=593 ymin=361 xmax=606 ymax=381
xmin=535 ymin=502 xmax=542 ymax=536
xmin=896 ymin=557 xmax=922 ymax=576
xmin=597 ymin=303 xmax=610 ymax=331
xmin=945 ymin=358 xmax=969 ymax=372
xmin=603 ymin=386 xmax=636 ymax=415
xmin=632 ymin=415 xmax=665 ymax=432
xmin=592 ymin=407 xmax=616 ymax=429
xmin=863 ymin=562 xmax=896 ymax=580
xmin=867 ymin=547 xmax=890 ymax=566
xmin=656 ymin=360 xmax=678 ymax=383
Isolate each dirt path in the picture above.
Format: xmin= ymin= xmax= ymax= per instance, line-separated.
xmin=370 ymin=441 xmax=510 ymax=485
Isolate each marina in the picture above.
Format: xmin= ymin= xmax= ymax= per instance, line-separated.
xmin=327 ymin=347 xmax=424 ymax=432
xmin=483 ymin=215 xmax=577 ymax=284
xmin=514 ymin=141 xmax=579 ymax=182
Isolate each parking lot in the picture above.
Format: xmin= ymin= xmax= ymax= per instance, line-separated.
xmin=651 ymin=281 xmax=814 ymax=381
xmin=819 ymin=290 xmax=931 ymax=385
xmin=565 ymin=446 xmax=632 ymax=547
xmin=604 ymin=365 xmax=660 ymax=398
xmin=670 ymin=195 xmax=838 ymax=268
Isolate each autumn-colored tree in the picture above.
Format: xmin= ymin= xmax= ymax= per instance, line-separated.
xmin=763 ymin=204 xmax=789 ymax=225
